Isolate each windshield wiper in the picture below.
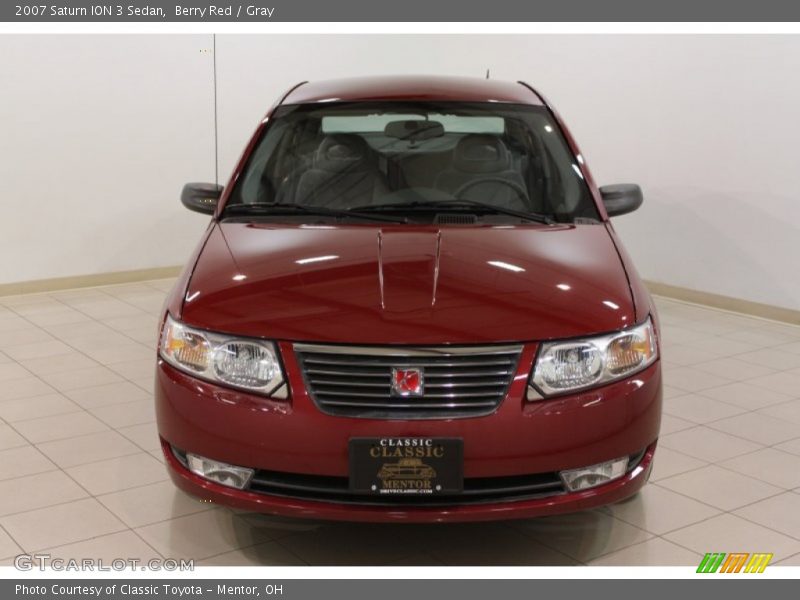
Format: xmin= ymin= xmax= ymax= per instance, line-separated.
xmin=223 ymin=203 xmax=408 ymax=224
xmin=348 ymin=199 xmax=555 ymax=225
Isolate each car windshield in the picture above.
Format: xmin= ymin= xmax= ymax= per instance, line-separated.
xmin=224 ymin=101 xmax=599 ymax=223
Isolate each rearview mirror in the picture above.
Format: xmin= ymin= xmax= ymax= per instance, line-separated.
xmin=181 ymin=182 xmax=223 ymax=214
xmin=599 ymin=184 xmax=643 ymax=217
xmin=384 ymin=120 xmax=445 ymax=141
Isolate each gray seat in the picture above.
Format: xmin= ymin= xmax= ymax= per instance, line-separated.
xmin=435 ymin=134 xmax=529 ymax=210
xmin=293 ymin=134 xmax=388 ymax=208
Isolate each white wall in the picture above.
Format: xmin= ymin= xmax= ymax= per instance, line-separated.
xmin=3 ymin=35 xmax=800 ymax=311
xmin=0 ymin=35 xmax=214 ymax=284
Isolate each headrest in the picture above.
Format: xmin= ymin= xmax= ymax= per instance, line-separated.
xmin=314 ymin=134 xmax=371 ymax=172
xmin=453 ymin=134 xmax=510 ymax=174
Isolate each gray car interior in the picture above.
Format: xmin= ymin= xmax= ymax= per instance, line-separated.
xmin=285 ymin=128 xmax=544 ymax=213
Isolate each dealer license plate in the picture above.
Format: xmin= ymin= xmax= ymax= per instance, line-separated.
xmin=349 ymin=437 xmax=463 ymax=495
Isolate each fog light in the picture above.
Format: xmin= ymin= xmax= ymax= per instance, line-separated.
xmin=560 ymin=457 xmax=628 ymax=492
xmin=186 ymin=453 xmax=254 ymax=489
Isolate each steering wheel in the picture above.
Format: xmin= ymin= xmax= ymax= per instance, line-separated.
xmin=453 ymin=178 xmax=529 ymax=204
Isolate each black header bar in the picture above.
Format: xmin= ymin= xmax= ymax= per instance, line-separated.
xmin=4 ymin=0 xmax=800 ymax=22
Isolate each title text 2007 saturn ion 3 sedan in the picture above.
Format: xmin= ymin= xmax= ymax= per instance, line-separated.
xmin=156 ymin=76 xmax=661 ymax=523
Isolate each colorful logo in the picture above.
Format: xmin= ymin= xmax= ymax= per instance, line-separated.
xmin=696 ymin=552 xmax=773 ymax=573
xmin=391 ymin=367 xmax=424 ymax=397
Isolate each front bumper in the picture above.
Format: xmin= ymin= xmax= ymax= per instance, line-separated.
xmin=155 ymin=341 xmax=662 ymax=523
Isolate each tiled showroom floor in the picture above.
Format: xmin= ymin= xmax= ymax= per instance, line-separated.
xmin=0 ymin=279 xmax=799 ymax=566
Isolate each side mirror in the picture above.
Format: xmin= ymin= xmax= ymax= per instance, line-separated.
xmin=181 ymin=182 xmax=223 ymax=215
xmin=599 ymin=184 xmax=643 ymax=217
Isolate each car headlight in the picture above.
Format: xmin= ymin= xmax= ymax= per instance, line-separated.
xmin=531 ymin=317 xmax=657 ymax=397
xmin=159 ymin=315 xmax=285 ymax=396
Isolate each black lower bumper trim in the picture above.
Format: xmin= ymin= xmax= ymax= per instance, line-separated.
xmin=171 ymin=446 xmax=648 ymax=507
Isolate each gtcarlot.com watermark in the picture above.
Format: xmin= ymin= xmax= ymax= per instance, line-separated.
xmin=14 ymin=553 xmax=194 ymax=572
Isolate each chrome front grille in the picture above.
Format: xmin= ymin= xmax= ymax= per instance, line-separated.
xmin=294 ymin=344 xmax=523 ymax=419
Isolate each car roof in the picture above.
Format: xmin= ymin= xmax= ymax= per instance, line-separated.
xmin=281 ymin=75 xmax=545 ymax=106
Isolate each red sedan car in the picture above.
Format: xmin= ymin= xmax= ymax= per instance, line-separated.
xmin=156 ymin=76 xmax=661 ymax=522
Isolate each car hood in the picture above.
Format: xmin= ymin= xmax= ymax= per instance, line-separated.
xmin=179 ymin=222 xmax=635 ymax=344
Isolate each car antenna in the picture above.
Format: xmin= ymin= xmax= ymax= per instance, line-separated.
xmin=485 ymin=69 xmax=490 ymax=79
